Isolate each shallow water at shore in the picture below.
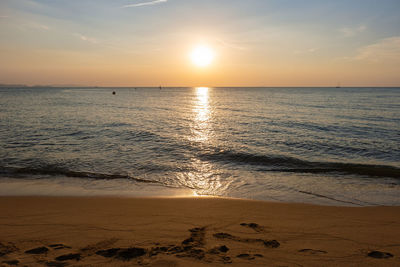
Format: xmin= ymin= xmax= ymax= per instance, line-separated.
xmin=1 ymin=87 xmax=399 ymax=205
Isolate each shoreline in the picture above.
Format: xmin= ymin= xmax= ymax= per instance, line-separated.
xmin=2 ymin=194 xmax=400 ymax=206
xmin=2 ymin=176 xmax=398 ymax=207
xmin=1 ymin=196 xmax=400 ymax=266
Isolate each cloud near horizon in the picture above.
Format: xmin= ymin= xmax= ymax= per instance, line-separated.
xmin=74 ymin=33 xmax=98 ymax=44
xmin=123 ymin=0 xmax=167 ymax=8
xmin=339 ymin=25 xmax=367 ymax=37
xmin=18 ymin=21 xmax=51 ymax=31
xmin=355 ymin=36 xmax=400 ymax=63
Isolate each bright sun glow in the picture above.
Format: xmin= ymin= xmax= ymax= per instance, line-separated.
xmin=190 ymin=45 xmax=214 ymax=67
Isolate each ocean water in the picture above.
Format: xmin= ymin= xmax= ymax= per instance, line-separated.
xmin=0 ymin=87 xmax=399 ymax=206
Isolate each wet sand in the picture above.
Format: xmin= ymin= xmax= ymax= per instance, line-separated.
xmin=0 ymin=196 xmax=399 ymax=266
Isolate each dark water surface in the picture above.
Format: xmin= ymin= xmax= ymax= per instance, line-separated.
xmin=1 ymin=87 xmax=399 ymax=205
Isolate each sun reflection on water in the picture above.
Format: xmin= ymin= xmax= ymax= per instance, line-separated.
xmin=192 ymin=87 xmax=211 ymax=141
xmin=196 ymin=87 xmax=209 ymax=104
xmin=177 ymin=87 xmax=224 ymax=197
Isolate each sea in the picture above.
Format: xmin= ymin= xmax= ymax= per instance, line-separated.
xmin=0 ymin=87 xmax=399 ymax=206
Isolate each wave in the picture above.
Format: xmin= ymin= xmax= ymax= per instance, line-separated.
xmin=198 ymin=150 xmax=400 ymax=179
xmin=0 ymin=165 xmax=159 ymax=184
xmin=1 ymin=150 xmax=399 ymax=182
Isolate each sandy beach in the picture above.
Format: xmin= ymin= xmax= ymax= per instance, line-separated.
xmin=0 ymin=197 xmax=399 ymax=266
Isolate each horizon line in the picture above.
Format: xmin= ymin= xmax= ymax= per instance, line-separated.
xmin=1 ymin=85 xmax=400 ymax=88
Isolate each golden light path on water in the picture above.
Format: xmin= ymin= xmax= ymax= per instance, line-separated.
xmin=180 ymin=87 xmax=231 ymax=197
xmin=192 ymin=87 xmax=210 ymax=142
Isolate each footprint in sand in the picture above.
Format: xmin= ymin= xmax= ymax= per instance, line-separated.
xmin=161 ymin=227 xmax=208 ymax=260
xmin=24 ymin=246 xmax=49 ymax=254
xmin=95 ymin=248 xmax=121 ymax=258
xmin=0 ymin=242 xmax=18 ymax=257
xmin=213 ymin=232 xmax=280 ymax=248
xmin=80 ymin=238 xmax=118 ymax=256
xmin=208 ymin=245 xmax=229 ymax=254
xmin=48 ymin=244 xmax=71 ymax=250
xmin=55 ymin=253 xmax=81 ymax=261
xmin=298 ymin=248 xmax=327 ymax=255
xmin=237 ymin=253 xmax=255 ymax=260
xmin=236 ymin=253 xmax=263 ymax=260
xmin=181 ymin=227 xmax=206 ymax=247
xmin=240 ymin=222 xmax=265 ymax=232
xmin=96 ymin=247 xmax=147 ymax=261
xmin=148 ymin=227 xmax=232 ymax=264
xmin=1 ymin=260 xmax=19 ymax=266
xmin=367 ymin=250 xmax=393 ymax=259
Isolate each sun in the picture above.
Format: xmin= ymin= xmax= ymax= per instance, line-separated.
xmin=190 ymin=45 xmax=214 ymax=67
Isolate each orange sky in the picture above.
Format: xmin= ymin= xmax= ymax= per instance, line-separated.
xmin=1 ymin=0 xmax=399 ymax=87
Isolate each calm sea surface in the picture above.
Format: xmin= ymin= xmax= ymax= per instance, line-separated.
xmin=1 ymin=87 xmax=399 ymax=206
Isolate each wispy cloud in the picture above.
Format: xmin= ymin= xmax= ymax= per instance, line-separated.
xmin=123 ymin=0 xmax=167 ymax=8
xmin=339 ymin=25 xmax=366 ymax=37
xmin=0 ymin=15 xmax=9 ymax=19
xmin=354 ymin=36 xmax=400 ymax=63
xmin=215 ymin=38 xmax=247 ymax=51
xmin=20 ymin=21 xmax=50 ymax=31
xmin=74 ymin=33 xmax=98 ymax=44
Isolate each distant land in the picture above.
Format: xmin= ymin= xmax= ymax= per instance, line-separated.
xmin=0 ymin=84 xmax=28 ymax=88
xmin=0 ymin=84 xmax=84 ymax=88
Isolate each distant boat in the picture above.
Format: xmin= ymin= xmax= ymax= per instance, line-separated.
xmin=335 ymin=82 xmax=341 ymax=88
xmin=159 ymin=85 xmax=162 ymax=90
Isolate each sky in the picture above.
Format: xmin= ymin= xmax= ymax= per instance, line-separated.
xmin=0 ymin=0 xmax=399 ymax=87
